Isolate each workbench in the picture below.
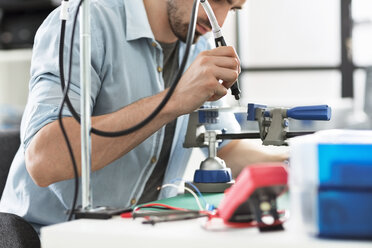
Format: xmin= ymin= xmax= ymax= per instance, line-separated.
xmin=41 ymin=193 xmax=372 ymax=248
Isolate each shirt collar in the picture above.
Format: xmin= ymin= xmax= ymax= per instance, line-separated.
xmin=123 ymin=0 xmax=154 ymax=41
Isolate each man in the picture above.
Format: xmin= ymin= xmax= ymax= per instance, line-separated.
xmin=0 ymin=0 xmax=286 ymax=231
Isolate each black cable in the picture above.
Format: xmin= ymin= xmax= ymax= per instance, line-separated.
xmin=62 ymin=0 xmax=200 ymax=137
xmin=58 ymin=0 xmax=83 ymax=221
xmin=58 ymin=0 xmax=200 ymax=219
xmin=135 ymin=206 xmax=176 ymax=211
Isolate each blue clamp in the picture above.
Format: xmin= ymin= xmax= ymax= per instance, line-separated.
xmin=247 ymin=103 xmax=331 ymax=121
xmin=247 ymin=103 xmax=267 ymax=121
xmin=198 ymin=106 xmax=219 ymax=124
xmin=286 ymin=105 xmax=331 ymax=120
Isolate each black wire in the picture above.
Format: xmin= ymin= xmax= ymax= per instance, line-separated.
xmin=58 ymin=0 xmax=83 ymax=221
xmin=63 ymin=0 xmax=200 ymax=137
xmin=136 ymin=206 xmax=175 ymax=211
xmin=58 ymin=0 xmax=200 ymax=219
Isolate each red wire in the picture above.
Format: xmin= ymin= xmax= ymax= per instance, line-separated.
xmin=203 ymin=209 xmax=286 ymax=229
xmin=120 ymin=212 xmax=132 ymax=218
xmin=138 ymin=203 xmax=188 ymax=211
xmin=120 ymin=203 xmax=190 ymax=219
xmin=120 ymin=203 xmax=217 ymax=219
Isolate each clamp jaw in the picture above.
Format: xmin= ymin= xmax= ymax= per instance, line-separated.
xmin=247 ymin=103 xmax=331 ymax=146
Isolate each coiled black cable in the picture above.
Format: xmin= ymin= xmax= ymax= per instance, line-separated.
xmin=58 ymin=0 xmax=200 ymax=219
xmin=58 ymin=0 xmax=83 ymax=221
xmin=60 ymin=0 xmax=199 ymax=136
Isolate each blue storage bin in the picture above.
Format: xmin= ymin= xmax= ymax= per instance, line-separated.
xmin=318 ymin=144 xmax=372 ymax=188
xmin=318 ymin=190 xmax=372 ymax=238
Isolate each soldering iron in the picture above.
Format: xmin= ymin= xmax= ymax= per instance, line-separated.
xmin=200 ymin=0 xmax=241 ymax=100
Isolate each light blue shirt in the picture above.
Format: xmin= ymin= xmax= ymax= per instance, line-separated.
xmin=0 ymin=0 xmax=240 ymax=229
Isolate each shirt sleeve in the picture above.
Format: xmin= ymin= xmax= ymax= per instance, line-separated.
xmin=21 ymin=3 xmax=104 ymax=150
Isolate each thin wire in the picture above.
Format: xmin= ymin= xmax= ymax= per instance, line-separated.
xmin=134 ymin=203 xmax=188 ymax=212
xmin=169 ymin=178 xmax=208 ymax=209
xmin=161 ymin=184 xmax=204 ymax=211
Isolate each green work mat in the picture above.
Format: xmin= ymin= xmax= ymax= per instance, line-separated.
xmin=142 ymin=193 xmax=225 ymax=210
xmin=138 ymin=192 xmax=289 ymax=211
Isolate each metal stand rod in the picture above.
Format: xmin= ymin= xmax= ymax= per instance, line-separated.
xmin=80 ymin=0 xmax=92 ymax=210
xmin=205 ymin=131 xmax=218 ymax=158
xmin=216 ymin=131 xmax=315 ymax=140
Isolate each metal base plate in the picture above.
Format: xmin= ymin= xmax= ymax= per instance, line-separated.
xmin=72 ymin=206 xmax=132 ymax=220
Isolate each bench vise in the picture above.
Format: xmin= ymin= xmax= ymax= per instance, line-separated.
xmin=247 ymin=103 xmax=331 ymax=146
xmin=184 ymin=107 xmax=234 ymax=192
xmin=183 ymin=104 xmax=331 ymax=193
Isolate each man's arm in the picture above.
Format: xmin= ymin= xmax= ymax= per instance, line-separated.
xmin=25 ymin=46 xmax=241 ymax=187
xmin=26 ymin=90 xmax=175 ymax=187
xmin=217 ymin=140 xmax=289 ymax=179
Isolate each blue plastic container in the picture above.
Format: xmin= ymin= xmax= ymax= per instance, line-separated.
xmin=316 ymin=144 xmax=372 ymax=238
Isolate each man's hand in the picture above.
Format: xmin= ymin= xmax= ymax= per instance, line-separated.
xmin=168 ymin=46 xmax=240 ymax=116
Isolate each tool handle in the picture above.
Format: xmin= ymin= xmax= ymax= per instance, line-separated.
xmin=215 ymin=36 xmax=241 ymax=100
xmin=287 ymin=105 xmax=331 ymax=120
xmin=215 ymin=36 xmax=227 ymax=47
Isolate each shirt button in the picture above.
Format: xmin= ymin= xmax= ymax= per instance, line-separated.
xmin=151 ymin=42 xmax=157 ymax=47
xmin=130 ymin=198 xmax=136 ymax=205
xmin=151 ymin=156 xmax=157 ymax=164
xmin=157 ymin=66 xmax=163 ymax=72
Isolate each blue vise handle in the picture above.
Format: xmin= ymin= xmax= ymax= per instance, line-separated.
xmin=286 ymin=105 xmax=331 ymax=121
xmin=247 ymin=103 xmax=331 ymax=146
xmin=247 ymin=103 xmax=332 ymax=121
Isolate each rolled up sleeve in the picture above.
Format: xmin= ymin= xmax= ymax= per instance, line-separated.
xmin=22 ymin=2 xmax=103 ymax=151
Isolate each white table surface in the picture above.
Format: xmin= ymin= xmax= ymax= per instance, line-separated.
xmin=41 ymin=215 xmax=372 ymax=248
